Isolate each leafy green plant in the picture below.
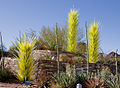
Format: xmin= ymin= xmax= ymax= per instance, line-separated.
xmin=88 ymin=22 xmax=100 ymax=63
xmin=67 ymin=9 xmax=79 ymax=52
xmin=99 ymin=67 xmax=112 ymax=80
xmin=46 ymin=55 xmax=51 ymax=60
xmin=38 ymin=26 xmax=67 ymax=51
xmin=76 ymin=73 xmax=88 ymax=85
xmin=100 ymin=68 xmax=120 ymax=88
xmin=15 ymin=34 xmax=36 ymax=82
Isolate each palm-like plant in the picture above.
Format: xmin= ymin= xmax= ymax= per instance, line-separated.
xmin=15 ymin=34 xmax=36 ymax=82
xmin=67 ymin=9 xmax=79 ymax=52
xmin=104 ymin=75 xmax=120 ymax=88
xmin=88 ymin=22 xmax=100 ymax=63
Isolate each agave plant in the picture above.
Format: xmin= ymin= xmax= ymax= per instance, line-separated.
xmin=76 ymin=73 xmax=88 ymax=85
xmin=52 ymin=73 xmax=76 ymax=88
xmin=84 ymin=77 xmax=105 ymax=88
xmin=104 ymin=75 xmax=120 ymax=88
xmin=15 ymin=34 xmax=36 ymax=82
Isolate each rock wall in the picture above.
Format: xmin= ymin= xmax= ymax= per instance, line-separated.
xmin=1 ymin=56 xmax=120 ymax=83
xmin=32 ymin=50 xmax=54 ymax=60
xmin=0 ymin=50 xmax=55 ymax=74
xmin=0 ymin=57 xmax=18 ymax=74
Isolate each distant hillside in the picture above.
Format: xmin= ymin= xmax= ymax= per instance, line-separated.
xmin=103 ymin=52 xmax=120 ymax=61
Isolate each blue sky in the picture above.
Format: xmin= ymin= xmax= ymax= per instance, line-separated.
xmin=0 ymin=0 xmax=120 ymax=54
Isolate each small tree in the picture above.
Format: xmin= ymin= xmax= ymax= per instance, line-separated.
xmin=15 ymin=34 xmax=36 ymax=82
xmin=88 ymin=22 xmax=100 ymax=63
xmin=67 ymin=9 xmax=79 ymax=52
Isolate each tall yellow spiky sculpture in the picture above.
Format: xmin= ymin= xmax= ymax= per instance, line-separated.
xmin=67 ymin=9 xmax=79 ymax=52
xmin=88 ymin=22 xmax=100 ymax=63
xmin=15 ymin=34 xmax=36 ymax=82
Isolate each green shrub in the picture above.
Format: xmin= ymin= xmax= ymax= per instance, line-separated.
xmin=52 ymin=73 xmax=76 ymax=88
xmin=76 ymin=73 xmax=88 ymax=85
xmin=0 ymin=68 xmax=13 ymax=82
xmin=104 ymin=75 xmax=120 ymax=88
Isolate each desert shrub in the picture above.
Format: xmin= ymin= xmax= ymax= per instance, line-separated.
xmin=104 ymin=75 xmax=120 ymax=88
xmin=15 ymin=34 xmax=36 ymax=82
xmin=0 ymin=68 xmax=13 ymax=82
xmin=52 ymin=73 xmax=76 ymax=88
xmin=76 ymin=42 xmax=86 ymax=55
xmin=99 ymin=67 xmax=120 ymax=88
xmin=38 ymin=26 xmax=67 ymax=51
xmin=51 ymin=72 xmax=97 ymax=88
xmin=76 ymin=73 xmax=88 ymax=85
xmin=99 ymin=66 xmax=113 ymax=80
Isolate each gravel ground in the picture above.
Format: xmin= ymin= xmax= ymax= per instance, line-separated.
xmin=0 ymin=82 xmax=40 ymax=88
xmin=0 ymin=82 xmax=22 ymax=88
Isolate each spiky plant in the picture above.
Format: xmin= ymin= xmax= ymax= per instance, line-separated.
xmin=104 ymin=75 xmax=120 ymax=88
xmin=67 ymin=9 xmax=79 ymax=52
xmin=15 ymin=34 xmax=36 ymax=82
xmin=88 ymin=22 xmax=100 ymax=63
xmin=52 ymin=72 xmax=76 ymax=88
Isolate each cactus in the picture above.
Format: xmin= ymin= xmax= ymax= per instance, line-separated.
xmin=0 ymin=32 xmax=4 ymax=71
